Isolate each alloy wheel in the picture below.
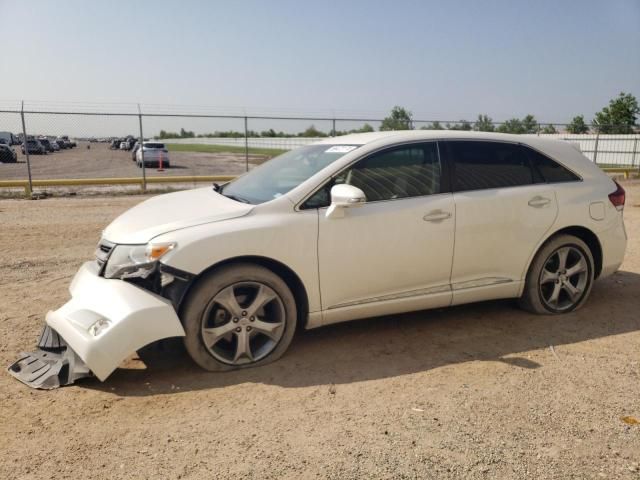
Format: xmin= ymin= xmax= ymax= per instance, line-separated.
xmin=538 ymin=246 xmax=589 ymax=312
xmin=200 ymin=282 xmax=286 ymax=365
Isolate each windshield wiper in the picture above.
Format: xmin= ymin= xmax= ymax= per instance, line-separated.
xmin=222 ymin=193 xmax=252 ymax=204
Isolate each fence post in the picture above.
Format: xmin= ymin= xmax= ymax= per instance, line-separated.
xmin=593 ymin=130 xmax=600 ymax=164
xmin=19 ymin=101 xmax=33 ymax=197
xmin=632 ymin=136 xmax=638 ymax=170
xmin=137 ymin=104 xmax=146 ymax=192
xmin=244 ymin=116 xmax=249 ymax=172
xmin=332 ymin=118 xmax=336 ymax=137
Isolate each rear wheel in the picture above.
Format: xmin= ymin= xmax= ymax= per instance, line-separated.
xmin=519 ymin=234 xmax=594 ymax=314
xmin=183 ymin=263 xmax=297 ymax=371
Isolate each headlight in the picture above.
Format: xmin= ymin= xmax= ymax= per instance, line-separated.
xmin=103 ymin=242 xmax=175 ymax=279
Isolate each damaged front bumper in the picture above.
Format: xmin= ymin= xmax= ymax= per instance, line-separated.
xmin=8 ymin=261 xmax=185 ymax=388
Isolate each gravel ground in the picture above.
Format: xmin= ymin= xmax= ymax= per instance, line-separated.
xmin=0 ymin=142 xmax=266 ymax=180
xmin=0 ymin=183 xmax=639 ymax=479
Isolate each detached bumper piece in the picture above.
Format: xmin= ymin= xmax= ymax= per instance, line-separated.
xmin=7 ymin=325 xmax=91 ymax=389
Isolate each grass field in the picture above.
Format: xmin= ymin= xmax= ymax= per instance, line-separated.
xmin=165 ymin=142 xmax=287 ymax=157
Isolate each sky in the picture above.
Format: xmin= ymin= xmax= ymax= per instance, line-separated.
xmin=1 ymin=0 xmax=639 ymax=129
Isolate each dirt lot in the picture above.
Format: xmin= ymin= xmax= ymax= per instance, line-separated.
xmin=0 ymin=183 xmax=639 ymax=479
xmin=0 ymin=142 xmax=265 ymax=180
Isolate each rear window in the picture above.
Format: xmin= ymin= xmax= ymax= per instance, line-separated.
xmin=144 ymin=143 xmax=165 ymax=149
xmin=446 ymin=141 xmax=534 ymax=192
xmin=526 ymin=148 xmax=581 ymax=183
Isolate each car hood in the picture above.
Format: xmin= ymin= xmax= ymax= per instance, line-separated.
xmin=103 ymin=187 xmax=253 ymax=244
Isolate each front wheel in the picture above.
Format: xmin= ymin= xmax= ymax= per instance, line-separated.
xmin=519 ymin=234 xmax=594 ymax=314
xmin=182 ymin=263 xmax=297 ymax=371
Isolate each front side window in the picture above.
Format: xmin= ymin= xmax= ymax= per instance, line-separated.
xmin=342 ymin=143 xmax=441 ymax=202
xmin=446 ymin=141 xmax=534 ymax=192
xmin=303 ymin=143 xmax=442 ymax=208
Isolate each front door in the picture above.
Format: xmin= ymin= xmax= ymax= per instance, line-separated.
xmin=314 ymin=142 xmax=455 ymax=324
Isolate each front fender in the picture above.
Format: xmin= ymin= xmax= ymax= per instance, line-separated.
xmin=46 ymin=262 xmax=185 ymax=381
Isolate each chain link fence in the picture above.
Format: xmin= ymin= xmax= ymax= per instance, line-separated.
xmin=0 ymin=106 xmax=638 ymax=196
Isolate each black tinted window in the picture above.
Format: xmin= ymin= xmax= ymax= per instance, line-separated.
xmin=340 ymin=143 xmax=441 ymax=202
xmin=447 ymin=141 xmax=533 ymax=191
xmin=526 ymin=148 xmax=580 ymax=183
xmin=302 ymin=143 xmax=441 ymax=208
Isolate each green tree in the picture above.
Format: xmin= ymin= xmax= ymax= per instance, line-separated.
xmin=448 ymin=120 xmax=472 ymax=131
xmin=474 ymin=114 xmax=495 ymax=132
xmin=300 ymin=125 xmax=327 ymax=137
xmin=425 ymin=121 xmax=444 ymax=130
xmin=496 ymin=115 xmax=537 ymax=134
xmin=380 ymin=106 xmax=413 ymax=131
xmin=593 ymin=92 xmax=639 ymax=133
xmin=541 ymin=124 xmax=557 ymax=134
xmin=497 ymin=118 xmax=524 ymax=134
xmin=179 ymin=128 xmax=195 ymax=138
xmin=566 ymin=115 xmax=589 ymax=134
xmin=522 ymin=114 xmax=538 ymax=134
xmin=357 ymin=123 xmax=375 ymax=133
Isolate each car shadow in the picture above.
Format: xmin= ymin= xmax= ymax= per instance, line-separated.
xmin=85 ymin=270 xmax=640 ymax=396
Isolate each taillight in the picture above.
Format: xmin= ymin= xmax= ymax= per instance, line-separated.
xmin=608 ymin=180 xmax=626 ymax=211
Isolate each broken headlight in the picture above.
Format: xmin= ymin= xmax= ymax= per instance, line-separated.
xmin=103 ymin=242 xmax=175 ymax=280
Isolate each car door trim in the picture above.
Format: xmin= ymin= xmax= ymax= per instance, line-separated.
xmin=327 ymin=284 xmax=451 ymax=310
xmin=451 ymin=277 xmax=513 ymax=291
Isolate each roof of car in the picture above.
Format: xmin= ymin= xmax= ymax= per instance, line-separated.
xmin=315 ymin=129 xmax=602 ymax=180
xmin=316 ymin=129 xmax=540 ymax=145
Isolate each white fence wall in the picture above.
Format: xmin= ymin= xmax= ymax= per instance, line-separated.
xmin=530 ymin=134 xmax=639 ymax=166
xmin=163 ymin=134 xmax=640 ymax=166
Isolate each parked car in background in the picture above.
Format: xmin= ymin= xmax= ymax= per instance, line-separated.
xmin=21 ymin=139 xmax=46 ymax=155
xmin=55 ymin=138 xmax=68 ymax=149
xmin=60 ymin=136 xmax=76 ymax=148
xmin=0 ymin=143 xmax=17 ymax=162
xmin=0 ymin=131 xmax=19 ymax=146
xmin=131 ymin=141 xmax=140 ymax=160
xmin=8 ymin=131 xmax=627 ymax=388
xmin=38 ymin=138 xmax=55 ymax=153
xmin=50 ymin=140 xmax=60 ymax=151
xmin=136 ymin=141 xmax=170 ymax=168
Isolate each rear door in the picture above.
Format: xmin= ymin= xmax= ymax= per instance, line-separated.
xmin=443 ymin=140 xmax=558 ymax=304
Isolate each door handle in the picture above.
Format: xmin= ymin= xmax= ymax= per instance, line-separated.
xmin=423 ymin=210 xmax=452 ymax=222
xmin=528 ymin=196 xmax=552 ymax=208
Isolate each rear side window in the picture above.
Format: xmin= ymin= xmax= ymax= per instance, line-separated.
xmin=526 ymin=147 xmax=580 ymax=183
xmin=446 ymin=141 xmax=534 ymax=192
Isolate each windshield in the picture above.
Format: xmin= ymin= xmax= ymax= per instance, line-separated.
xmin=221 ymin=144 xmax=359 ymax=204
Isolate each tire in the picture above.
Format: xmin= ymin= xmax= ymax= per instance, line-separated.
xmin=182 ymin=263 xmax=297 ymax=372
xmin=519 ymin=234 xmax=594 ymax=315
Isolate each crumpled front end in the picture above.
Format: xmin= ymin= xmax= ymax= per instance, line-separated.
xmin=8 ymin=261 xmax=185 ymax=389
xmin=8 ymin=326 xmax=91 ymax=389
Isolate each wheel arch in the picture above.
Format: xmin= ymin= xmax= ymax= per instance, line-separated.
xmin=524 ymin=226 xmax=603 ymax=285
xmin=178 ymin=255 xmax=310 ymax=329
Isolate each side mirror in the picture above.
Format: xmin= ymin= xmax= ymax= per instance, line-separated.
xmin=326 ymin=184 xmax=366 ymax=218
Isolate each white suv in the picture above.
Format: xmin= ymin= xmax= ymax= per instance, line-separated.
xmin=9 ymin=131 xmax=627 ymax=388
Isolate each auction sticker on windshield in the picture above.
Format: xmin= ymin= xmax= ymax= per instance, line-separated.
xmin=325 ymin=145 xmax=358 ymax=153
